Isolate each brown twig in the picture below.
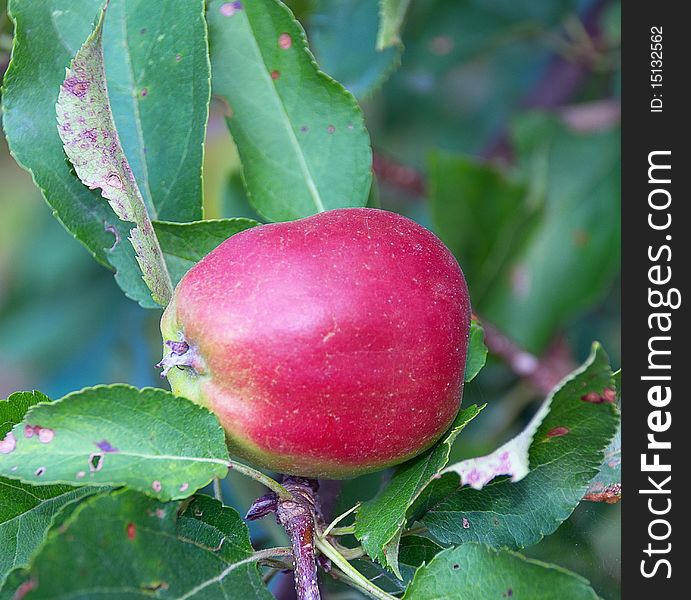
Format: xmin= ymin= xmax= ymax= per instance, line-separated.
xmin=247 ymin=477 xmax=323 ymax=600
xmin=277 ymin=478 xmax=322 ymax=600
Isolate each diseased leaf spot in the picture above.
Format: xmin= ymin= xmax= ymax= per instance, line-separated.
xmin=327 ymin=125 xmax=336 ymax=134
xmin=271 ymin=70 xmax=280 ymax=80
xmin=278 ymin=33 xmax=292 ymax=49
xmin=581 ymin=388 xmax=616 ymax=404
xmin=38 ymin=427 xmax=55 ymax=443
xmin=140 ymin=88 xmax=148 ymax=97
xmin=82 ymin=128 xmax=98 ymax=143
xmin=152 ymin=480 xmax=162 ymax=492
xmin=104 ymin=223 xmax=121 ymax=249
xmin=127 ymin=522 xmax=136 ymax=540
xmin=13 ymin=578 xmax=37 ymax=600
xmin=175 ymin=54 xmax=182 ymax=62
xmin=96 ymin=439 xmax=119 ymax=453
xmin=462 ymin=517 xmax=470 ymax=529
xmin=179 ymin=482 xmax=189 ymax=493
xmin=23 ymin=425 xmax=54 ymax=442
xmin=106 ymin=172 xmax=124 ymax=189
xmin=63 ymin=76 xmax=89 ymax=98
xmin=35 ymin=466 xmax=46 ymax=477
xmin=89 ymin=452 xmax=104 ymax=472
xmin=0 ymin=432 xmax=16 ymax=454
xmin=76 ymin=471 xmax=86 ymax=479
xmin=142 ymin=582 xmax=169 ymax=592
xmin=300 ymin=125 xmax=309 ymax=133
xmin=547 ymin=426 xmax=570 ymax=438
xmin=452 ymin=564 xmax=460 ymax=570
xmin=219 ymin=1 xmax=243 ymax=16
xmin=584 ymin=482 xmax=621 ymax=503
xmin=581 ymin=392 xmax=601 ymax=403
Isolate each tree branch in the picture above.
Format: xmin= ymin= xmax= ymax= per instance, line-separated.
xmin=277 ymin=477 xmax=322 ymax=600
xmin=247 ymin=477 xmax=323 ymax=600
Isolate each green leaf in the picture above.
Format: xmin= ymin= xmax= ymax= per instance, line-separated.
xmin=310 ymin=0 xmax=402 ymax=99
xmin=207 ymin=0 xmax=372 ymax=222
xmin=18 ymin=490 xmax=272 ymax=599
xmin=411 ymin=344 xmax=619 ymax=549
xmin=0 ymin=480 xmax=98 ymax=587
xmin=0 ymin=385 xmax=229 ymax=500
xmin=1 ymin=391 xmax=100 ymax=586
xmin=403 ymin=543 xmax=599 ymax=600
xmin=585 ymin=371 xmax=621 ymax=503
xmin=154 ymin=218 xmax=260 ymax=287
xmin=56 ymin=6 xmax=173 ymax=306
xmin=483 ymin=114 xmax=621 ymax=352
xmin=0 ymin=391 xmax=48 ymax=438
xmin=428 ymin=152 xmax=539 ymax=306
xmin=355 ymin=405 xmax=483 ymax=575
xmin=377 ymin=0 xmax=411 ymax=50
xmin=3 ymin=0 xmax=121 ymax=267
xmin=3 ymin=0 xmax=209 ymax=309
xmin=102 ymin=0 xmax=209 ymax=224
xmin=464 ymin=319 xmax=487 ymax=382
xmin=353 ymin=536 xmax=444 ymax=595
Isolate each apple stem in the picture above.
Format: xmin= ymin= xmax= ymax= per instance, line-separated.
xmin=230 ymin=461 xmax=292 ymax=499
xmin=276 ymin=477 xmax=323 ymax=600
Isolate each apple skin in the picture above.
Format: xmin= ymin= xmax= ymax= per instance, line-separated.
xmin=160 ymin=208 xmax=471 ymax=478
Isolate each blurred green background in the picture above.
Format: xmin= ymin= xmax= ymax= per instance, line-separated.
xmin=0 ymin=0 xmax=620 ymax=597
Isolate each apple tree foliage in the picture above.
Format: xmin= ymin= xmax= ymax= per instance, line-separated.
xmin=0 ymin=0 xmax=620 ymax=598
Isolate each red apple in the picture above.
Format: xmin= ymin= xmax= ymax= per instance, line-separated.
xmin=159 ymin=208 xmax=471 ymax=478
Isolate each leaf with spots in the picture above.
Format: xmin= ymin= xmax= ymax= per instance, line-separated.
xmin=377 ymin=0 xmax=411 ymax=50
xmin=403 ymin=543 xmax=599 ymax=600
xmin=15 ymin=490 xmax=273 ymax=599
xmin=207 ymin=0 xmax=372 ymax=222
xmin=354 ymin=405 xmax=483 ymax=576
xmin=56 ymin=5 xmax=173 ymax=306
xmin=584 ymin=370 xmax=621 ymax=503
xmin=464 ymin=318 xmax=487 ymax=382
xmin=409 ymin=343 xmax=619 ymax=550
xmin=102 ymin=0 xmax=209 ymax=224
xmin=3 ymin=0 xmax=210 ymax=309
xmin=3 ymin=0 xmax=124 ymax=269
xmin=0 ymin=391 xmax=102 ymax=586
xmin=0 ymin=385 xmax=229 ymax=501
xmin=154 ymin=218 xmax=260 ymax=286
xmin=0 ymin=392 xmax=49 ymax=439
